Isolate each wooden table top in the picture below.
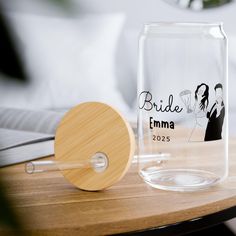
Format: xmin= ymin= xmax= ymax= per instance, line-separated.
xmin=0 ymin=139 xmax=236 ymax=235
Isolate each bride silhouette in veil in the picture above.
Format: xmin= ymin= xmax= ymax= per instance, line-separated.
xmin=180 ymin=83 xmax=209 ymax=141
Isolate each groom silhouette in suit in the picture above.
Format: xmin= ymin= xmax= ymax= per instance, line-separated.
xmin=204 ymin=83 xmax=225 ymax=141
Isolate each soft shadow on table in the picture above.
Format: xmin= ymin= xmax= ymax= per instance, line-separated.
xmin=0 ymin=175 xmax=23 ymax=235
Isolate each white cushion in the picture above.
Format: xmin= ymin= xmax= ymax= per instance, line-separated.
xmin=3 ymin=12 xmax=130 ymax=114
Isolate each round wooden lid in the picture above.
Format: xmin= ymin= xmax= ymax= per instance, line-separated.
xmin=54 ymin=102 xmax=135 ymax=191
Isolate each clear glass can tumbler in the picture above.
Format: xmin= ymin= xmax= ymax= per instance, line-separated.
xmin=137 ymin=22 xmax=228 ymax=191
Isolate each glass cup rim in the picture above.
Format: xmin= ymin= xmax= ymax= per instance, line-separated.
xmin=144 ymin=22 xmax=223 ymax=27
xmin=142 ymin=22 xmax=225 ymax=36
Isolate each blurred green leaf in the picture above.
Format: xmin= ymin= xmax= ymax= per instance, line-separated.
xmin=203 ymin=0 xmax=232 ymax=8
xmin=47 ymin=0 xmax=75 ymax=11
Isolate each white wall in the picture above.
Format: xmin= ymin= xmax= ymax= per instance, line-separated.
xmin=72 ymin=0 xmax=236 ymax=33
xmin=4 ymin=0 xmax=236 ymax=33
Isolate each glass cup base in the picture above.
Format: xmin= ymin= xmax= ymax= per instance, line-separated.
xmin=140 ymin=168 xmax=221 ymax=192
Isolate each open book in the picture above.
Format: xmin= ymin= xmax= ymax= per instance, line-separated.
xmin=0 ymin=108 xmax=65 ymax=167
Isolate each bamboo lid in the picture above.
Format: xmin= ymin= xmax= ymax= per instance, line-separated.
xmin=54 ymin=102 xmax=135 ymax=191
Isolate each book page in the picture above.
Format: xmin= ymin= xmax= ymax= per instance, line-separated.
xmin=0 ymin=139 xmax=54 ymax=167
xmin=0 ymin=108 xmax=65 ymax=134
xmin=0 ymin=128 xmax=54 ymax=151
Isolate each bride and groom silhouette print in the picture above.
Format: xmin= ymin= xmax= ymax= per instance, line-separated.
xmin=180 ymin=83 xmax=225 ymax=142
